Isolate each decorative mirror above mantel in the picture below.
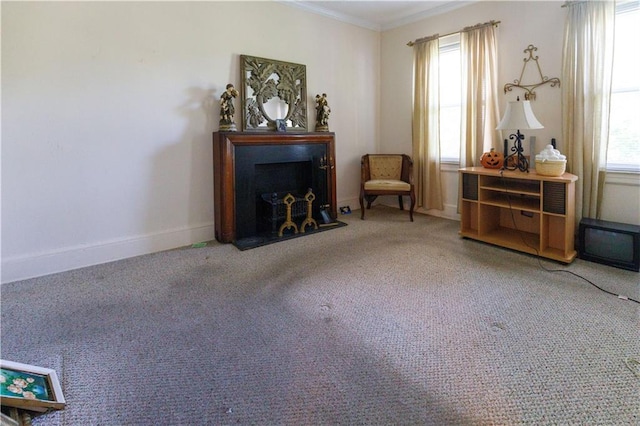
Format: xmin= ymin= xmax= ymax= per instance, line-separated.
xmin=240 ymin=55 xmax=307 ymax=132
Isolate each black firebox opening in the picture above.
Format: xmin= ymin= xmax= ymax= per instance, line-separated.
xmin=255 ymin=161 xmax=312 ymax=235
xmin=234 ymin=144 xmax=328 ymax=240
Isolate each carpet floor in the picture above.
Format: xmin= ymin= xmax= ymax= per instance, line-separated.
xmin=1 ymin=206 xmax=638 ymax=425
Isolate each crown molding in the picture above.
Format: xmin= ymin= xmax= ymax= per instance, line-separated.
xmin=279 ymin=1 xmax=382 ymax=31
xmin=278 ymin=1 xmax=476 ymax=32
xmin=381 ymin=1 xmax=475 ymax=31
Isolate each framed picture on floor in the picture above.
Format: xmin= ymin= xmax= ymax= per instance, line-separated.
xmin=0 ymin=360 xmax=65 ymax=412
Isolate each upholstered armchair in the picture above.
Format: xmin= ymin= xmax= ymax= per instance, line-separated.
xmin=359 ymin=154 xmax=416 ymax=221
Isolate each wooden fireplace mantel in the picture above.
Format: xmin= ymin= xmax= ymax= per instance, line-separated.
xmin=212 ymin=131 xmax=337 ymax=243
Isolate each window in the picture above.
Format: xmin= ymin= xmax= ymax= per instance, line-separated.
xmin=607 ymin=1 xmax=639 ymax=171
xmin=439 ymin=34 xmax=461 ymax=163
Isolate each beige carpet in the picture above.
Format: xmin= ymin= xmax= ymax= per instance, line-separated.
xmin=1 ymin=206 xmax=638 ymax=425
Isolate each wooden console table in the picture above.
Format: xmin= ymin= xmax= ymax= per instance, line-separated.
xmin=213 ymin=132 xmax=337 ymax=243
xmin=459 ymin=167 xmax=578 ymax=263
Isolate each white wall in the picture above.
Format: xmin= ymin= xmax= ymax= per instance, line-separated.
xmin=379 ymin=1 xmax=640 ymax=224
xmin=4 ymin=1 xmax=638 ymax=283
xmin=1 ymin=1 xmax=379 ymax=283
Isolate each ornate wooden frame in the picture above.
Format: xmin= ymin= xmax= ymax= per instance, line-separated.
xmin=240 ymin=55 xmax=307 ymax=132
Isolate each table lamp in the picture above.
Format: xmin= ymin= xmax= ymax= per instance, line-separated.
xmin=496 ymin=97 xmax=543 ymax=172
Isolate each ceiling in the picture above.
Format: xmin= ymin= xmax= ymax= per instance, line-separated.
xmin=283 ymin=1 xmax=474 ymax=31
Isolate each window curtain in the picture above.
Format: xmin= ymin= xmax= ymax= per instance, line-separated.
xmin=460 ymin=23 xmax=500 ymax=168
xmin=562 ymin=0 xmax=615 ymax=224
xmin=412 ymin=37 xmax=444 ymax=210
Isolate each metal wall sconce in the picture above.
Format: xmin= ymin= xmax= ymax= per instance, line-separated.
xmin=504 ymin=45 xmax=560 ymax=100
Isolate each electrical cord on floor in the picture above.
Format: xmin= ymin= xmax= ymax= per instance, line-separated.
xmin=498 ymin=169 xmax=640 ymax=305
xmin=625 ymin=357 xmax=640 ymax=378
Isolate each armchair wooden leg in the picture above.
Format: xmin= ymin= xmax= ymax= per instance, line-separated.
xmin=359 ymin=192 xmax=365 ymax=219
xmin=398 ymin=196 xmax=404 ymax=211
xmin=365 ymin=195 xmax=377 ymax=209
xmin=409 ymin=191 xmax=416 ymax=222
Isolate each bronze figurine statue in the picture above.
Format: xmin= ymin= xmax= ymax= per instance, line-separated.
xmin=315 ymin=93 xmax=331 ymax=132
xmin=219 ymin=84 xmax=239 ymax=131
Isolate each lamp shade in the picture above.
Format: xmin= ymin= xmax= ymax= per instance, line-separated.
xmin=496 ymin=100 xmax=544 ymax=130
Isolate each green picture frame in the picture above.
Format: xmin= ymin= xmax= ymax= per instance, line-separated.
xmin=0 ymin=360 xmax=65 ymax=412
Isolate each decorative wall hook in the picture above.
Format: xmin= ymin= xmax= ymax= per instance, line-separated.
xmin=504 ymin=45 xmax=560 ymax=100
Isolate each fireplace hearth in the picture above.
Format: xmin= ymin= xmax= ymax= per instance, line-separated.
xmin=213 ymin=132 xmax=339 ymax=247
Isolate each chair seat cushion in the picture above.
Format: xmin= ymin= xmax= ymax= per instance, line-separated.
xmin=364 ymin=179 xmax=411 ymax=191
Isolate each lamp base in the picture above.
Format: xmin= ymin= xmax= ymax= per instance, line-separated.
xmin=503 ymin=130 xmax=529 ymax=172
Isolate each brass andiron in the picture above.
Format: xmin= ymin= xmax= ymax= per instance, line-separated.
xmin=278 ymin=193 xmax=299 ymax=237
xmin=300 ymin=189 xmax=318 ymax=233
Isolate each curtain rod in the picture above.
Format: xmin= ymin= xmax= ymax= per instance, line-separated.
xmin=406 ymin=20 xmax=500 ymax=46
xmin=561 ymin=1 xmax=586 ymax=7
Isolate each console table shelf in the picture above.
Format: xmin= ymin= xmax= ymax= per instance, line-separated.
xmin=459 ymin=167 xmax=578 ymax=263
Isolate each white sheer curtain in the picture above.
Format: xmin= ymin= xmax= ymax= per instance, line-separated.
xmin=460 ymin=23 xmax=500 ymax=168
xmin=562 ymin=0 xmax=615 ymax=223
xmin=412 ymin=37 xmax=443 ymax=210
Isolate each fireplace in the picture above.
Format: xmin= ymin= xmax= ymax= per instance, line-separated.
xmin=234 ymin=144 xmax=327 ymax=240
xmin=212 ymin=132 xmax=337 ymax=244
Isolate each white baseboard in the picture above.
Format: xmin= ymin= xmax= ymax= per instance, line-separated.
xmin=337 ymin=196 xmax=361 ymax=210
xmin=416 ymin=202 xmax=461 ymax=221
xmin=1 ymin=198 xmax=461 ymax=284
xmin=1 ymin=223 xmax=215 ymax=284
xmin=337 ymin=197 xmax=361 ymax=213
xmin=378 ymin=199 xmax=461 ymax=221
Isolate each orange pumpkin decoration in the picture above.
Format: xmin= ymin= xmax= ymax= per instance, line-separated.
xmin=480 ymin=148 xmax=504 ymax=169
